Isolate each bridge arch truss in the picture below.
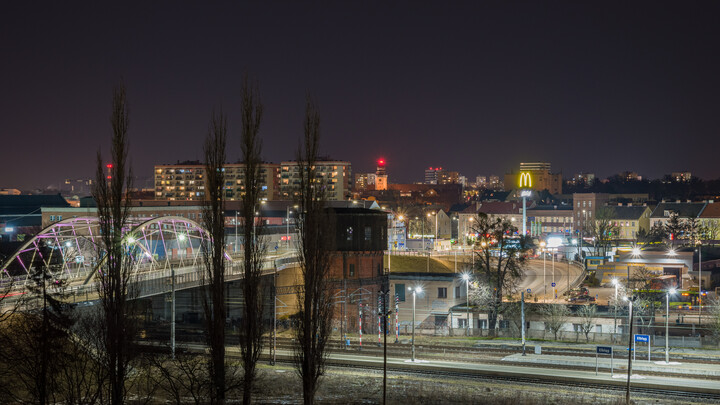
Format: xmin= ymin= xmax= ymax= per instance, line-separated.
xmin=1 ymin=216 xmax=228 ymax=286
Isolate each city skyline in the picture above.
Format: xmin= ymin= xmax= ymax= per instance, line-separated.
xmin=3 ymin=2 xmax=720 ymax=190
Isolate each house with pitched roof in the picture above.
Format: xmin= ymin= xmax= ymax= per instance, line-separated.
xmin=699 ymin=201 xmax=720 ymax=240
xmin=607 ymin=205 xmax=652 ymax=240
xmin=649 ymin=201 xmax=707 ymax=230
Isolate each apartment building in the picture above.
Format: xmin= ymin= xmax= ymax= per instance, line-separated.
xmin=279 ymin=160 xmax=352 ymax=201
xmin=154 ymin=161 xmax=280 ymax=201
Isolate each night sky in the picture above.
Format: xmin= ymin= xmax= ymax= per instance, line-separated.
xmin=2 ymin=1 xmax=720 ymax=191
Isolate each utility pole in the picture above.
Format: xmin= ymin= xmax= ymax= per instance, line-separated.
xmin=272 ymin=262 xmax=277 ymax=365
xmin=382 ymin=288 xmax=389 ymax=405
xmin=626 ymin=297 xmax=636 ymax=405
xmin=171 ymin=264 xmax=176 ymax=359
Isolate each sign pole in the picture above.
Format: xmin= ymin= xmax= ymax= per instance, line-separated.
xmin=521 ymin=291 xmax=526 ymax=356
xmin=596 ymin=351 xmax=598 ymax=375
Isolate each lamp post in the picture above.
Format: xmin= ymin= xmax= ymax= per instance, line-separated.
xmin=171 ymin=264 xmax=176 ymax=359
xmin=286 ymin=205 xmax=292 ymax=249
xmin=540 ymin=241 xmax=546 ymax=302
xmin=698 ymin=243 xmax=703 ymax=325
xmin=612 ymin=278 xmax=619 ymax=342
xmin=462 ymin=274 xmax=470 ymax=336
xmin=410 ymin=286 xmax=422 ymax=361
xmin=666 ymin=288 xmax=676 ymax=364
xmin=551 ymin=247 xmax=556 ymax=299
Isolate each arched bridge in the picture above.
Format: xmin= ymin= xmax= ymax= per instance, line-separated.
xmin=0 ymin=216 xmax=300 ymax=307
xmin=1 ymin=216 xmax=217 ymax=284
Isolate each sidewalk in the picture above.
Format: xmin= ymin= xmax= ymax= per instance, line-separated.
xmin=502 ymin=353 xmax=720 ymax=377
xmin=470 ymin=338 xmax=720 ymax=360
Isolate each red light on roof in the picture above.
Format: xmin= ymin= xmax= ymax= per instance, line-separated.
xmin=429 ymin=167 xmax=433 ymax=170
xmin=378 ymin=158 xmax=386 ymax=166
xmin=106 ymin=164 xmax=113 ymax=168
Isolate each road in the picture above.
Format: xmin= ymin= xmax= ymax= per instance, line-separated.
xmin=517 ymin=258 xmax=584 ymax=303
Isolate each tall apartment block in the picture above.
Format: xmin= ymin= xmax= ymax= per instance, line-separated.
xmin=154 ymin=161 xmax=280 ymax=201
xmin=280 ymin=160 xmax=352 ymax=201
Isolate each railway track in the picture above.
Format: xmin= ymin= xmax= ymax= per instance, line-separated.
xmin=140 ymin=340 xmax=720 ymax=401
xmin=268 ymin=355 xmax=720 ymax=402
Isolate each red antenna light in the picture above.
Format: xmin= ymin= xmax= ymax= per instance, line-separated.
xmin=378 ymin=158 xmax=386 ymax=166
xmin=106 ymin=164 xmax=113 ymax=169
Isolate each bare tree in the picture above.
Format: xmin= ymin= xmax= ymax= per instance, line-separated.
xmin=58 ymin=311 xmax=107 ymax=404
xmin=472 ymin=213 xmax=529 ymax=334
xmin=238 ymin=76 xmax=267 ymax=405
xmin=150 ymin=352 xmax=209 ymax=405
xmin=577 ymin=304 xmax=598 ymax=343
xmin=201 ymin=109 xmax=229 ymax=404
xmin=293 ymin=96 xmax=334 ymax=405
xmin=708 ymin=297 xmax=720 ymax=344
xmin=628 ymin=266 xmax=661 ymax=334
xmin=542 ymin=304 xmax=570 ymax=341
xmin=92 ymin=84 xmax=136 ymax=404
xmin=588 ymin=207 xmax=619 ymax=257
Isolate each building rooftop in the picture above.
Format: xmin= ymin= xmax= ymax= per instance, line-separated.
xmin=607 ymin=206 xmax=649 ymax=220
xmin=699 ymin=201 xmax=720 ymax=218
xmin=650 ymin=202 xmax=706 ymax=219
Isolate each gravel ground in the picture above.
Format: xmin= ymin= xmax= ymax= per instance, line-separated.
xmin=251 ymin=363 xmax=709 ymax=404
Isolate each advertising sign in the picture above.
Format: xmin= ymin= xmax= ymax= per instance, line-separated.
xmin=519 ymin=172 xmax=532 ymax=188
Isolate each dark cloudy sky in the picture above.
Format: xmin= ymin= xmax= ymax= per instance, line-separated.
xmin=2 ymin=1 xmax=720 ymax=190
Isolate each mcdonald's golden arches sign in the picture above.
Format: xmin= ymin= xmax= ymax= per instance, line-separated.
xmin=518 ymin=172 xmax=532 ymax=188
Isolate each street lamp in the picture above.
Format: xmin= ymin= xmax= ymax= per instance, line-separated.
xmin=461 ymin=273 xmax=470 ymax=335
xmin=540 ymin=241 xmax=547 ymax=302
xmin=286 ymin=205 xmax=293 ymax=249
xmin=612 ymin=278 xmax=619 ymax=341
xmin=697 ymin=243 xmax=703 ymax=325
xmin=409 ymin=286 xmax=422 ymax=361
xmin=665 ymin=287 xmax=677 ymax=364
xmin=551 ymin=247 xmax=555 ymax=299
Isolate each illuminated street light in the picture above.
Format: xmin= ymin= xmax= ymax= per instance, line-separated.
xmin=540 ymin=241 xmax=547 ymax=301
xmin=667 ymin=248 xmax=677 ymax=256
xmin=409 ymin=286 xmax=423 ymax=361
xmin=665 ymin=287 xmax=677 ymax=363
xmin=631 ymin=247 xmax=641 ymax=256
xmin=461 ymin=273 xmax=470 ymax=335
xmin=612 ymin=278 xmax=619 ymax=341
